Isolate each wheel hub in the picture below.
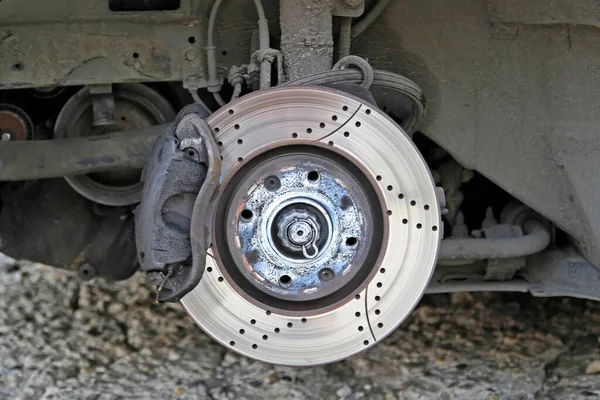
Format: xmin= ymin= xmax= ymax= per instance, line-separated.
xmin=181 ymin=86 xmax=441 ymax=366
xmin=218 ymin=150 xmax=379 ymax=305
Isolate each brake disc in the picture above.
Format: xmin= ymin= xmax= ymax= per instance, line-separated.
xmin=181 ymin=86 xmax=441 ymax=366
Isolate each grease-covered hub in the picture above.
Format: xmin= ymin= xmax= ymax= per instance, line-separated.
xmin=223 ymin=152 xmax=375 ymax=303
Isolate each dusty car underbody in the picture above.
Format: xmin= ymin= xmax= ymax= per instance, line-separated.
xmin=1 ymin=0 xmax=599 ymax=365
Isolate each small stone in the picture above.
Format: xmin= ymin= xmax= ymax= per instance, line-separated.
xmin=221 ymin=352 xmax=239 ymax=367
xmin=585 ymin=360 xmax=600 ymax=374
xmin=503 ymin=336 xmax=519 ymax=345
xmin=336 ymin=384 xmax=352 ymax=398
xmin=167 ymin=349 xmax=180 ymax=361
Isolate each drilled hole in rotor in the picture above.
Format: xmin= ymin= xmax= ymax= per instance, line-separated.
xmin=424 ymin=204 xmax=430 ymax=210
xmin=375 ymin=309 xmax=381 ymax=315
xmin=241 ymin=209 xmax=253 ymax=220
xmin=320 ymin=122 xmax=326 ymax=128
xmin=228 ymin=109 xmax=234 ymax=115
xmin=287 ymin=322 xmax=293 ymax=328
xmin=355 ymin=311 xmax=361 ymax=317
xmin=387 ymin=185 xmax=393 ymax=191
xmin=398 ymin=193 xmax=404 ymax=199
xmin=237 ymin=139 xmax=243 ymax=144
xmin=306 ymin=128 xmax=312 ymax=134
xmin=417 ymin=223 xmax=422 ymax=229
xmin=217 ymin=141 xmax=223 ymax=146
xmin=365 ymin=109 xmax=371 ymax=115
xmin=344 ymin=131 xmax=350 ymax=137
xmin=239 ymin=329 xmax=245 ymax=334
xmin=237 ymin=157 xmax=243 ymax=162
xmin=343 ymin=105 xmax=348 ymax=111
xmin=377 ymin=282 xmax=383 ymax=288
xmin=355 ymin=294 xmax=361 ymax=300
xmin=262 ymin=335 xmax=268 ymax=340
xmin=358 ymin=326 xmax=364 ymax=331
xmin=188 ymin=36 xmax=196 ymax=44
xmin=378 ymin=322 xmax=384 ymax=328
xmin=266 ymin=310 xmax=271 ymax=316
xmin=214 ymin=127 xmax=220 ymax=133
xmin=387 ymin=210 xmax=392 ymax=216
xmin=332 ymin=115 xmax=338 ymax=121
xmin=376 ymin=175 xmax=382 ymax=181
xmin=380 ymin=268 xmax=386 ymax=274
xmin=292 ymin=132 xmax=298 ymax=138
xmin=218 ymin=277 xmax=224 ymax=282
xmin=346 ymin=237 xmax=358 ymax=246
xmin=274 ymin=327 xmax=280 ymax=333
xmin=235 ymin=125 xmax=240 ymax=130
xmin=252 ymin=344 xmax=258 ymax=349
xmin=402 ymin=218 xmax=408 ymax=224
xmin=375 ymin=296 xmax=381 ymax=301
xmin=207 ymin=267 xmax=212 ymax=272
xmin=328 ymin=141 xmax=334 ymax=146
xmin=410 ymin=200 xmax=416 ymax=206
xmin=301 ymin=318 xmax=307 ymax=323
xmin=250 ymin=319 xmax=256 ymax=325
xmin=363 ymin=340 xmax=369 ymax=346
xmin=355 ymin=121 xmax=361 ymax=127
xmin=433 ymin=226 xmax=438 ymax=231
xmin=307 ymin=171 xmax=320 ymax=182
xmin=229 ymin=341 xmax=235 ymax=346
xmin=280 ymin=275 xmax=292 ymax=286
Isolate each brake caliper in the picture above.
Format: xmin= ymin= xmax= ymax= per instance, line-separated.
xmin=135 ymin=105 xmax=221 ymax=302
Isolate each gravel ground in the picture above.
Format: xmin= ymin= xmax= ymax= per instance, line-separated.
xmin=1 ymin=255 xmax=599 ymax=400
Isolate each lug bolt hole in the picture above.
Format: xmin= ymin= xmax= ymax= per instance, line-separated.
xmin=307 ymin=171 xmax=320 ymax=182
xmin=346 ymin=237 xmax=358 ymax=246
xmin=280 ymin=275 xmax=292 ymax=286
xmin=241 ymin=209 xmax=254 ymax=220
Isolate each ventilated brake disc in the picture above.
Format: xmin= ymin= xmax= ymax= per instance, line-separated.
xmin=180 ymin=86 xmax=441 ymax=366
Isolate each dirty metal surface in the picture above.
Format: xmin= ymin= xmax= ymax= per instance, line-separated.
xmin=0 ymin=0 xmax=208 ymax=89
xmin=353 ymin=0 xmax=600 ymax=268
xmin=220 ymin=151 xmax=376 ymax=304
xmin=54 ymin=83 xmax=176 ymax=206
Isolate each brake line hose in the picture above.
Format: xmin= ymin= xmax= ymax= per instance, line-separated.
xmin=206 ymin=0 xmax=271 ymax=105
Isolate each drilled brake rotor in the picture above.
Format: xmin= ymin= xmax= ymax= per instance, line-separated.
xmin=181 ymin=86 xmax=441 ymax=366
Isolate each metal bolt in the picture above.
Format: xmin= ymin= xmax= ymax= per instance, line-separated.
xmin=78 ymin=262 xmax=97 ymax=281
xmin=288 ymin=220 xmax=314 ymax=245
xmin=1 ymin=132 xmax=12 ymax=141
xmin=318 ymin=268 xmax=334 ymax=281
xmin=185 ymin=50 xmax=197 ymax=61
xmin=264 ymin=175 xmax=281 ymax=191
